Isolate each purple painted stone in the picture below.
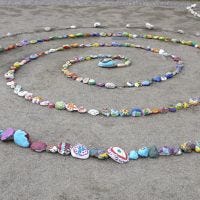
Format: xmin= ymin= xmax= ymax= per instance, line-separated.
xmin=96 ymin=83 xmax=105 ymax=87
xmin=1 ymin=128 xmax=15 ymax=141
xmin=30 ymin=141 xmax=47 ymax=152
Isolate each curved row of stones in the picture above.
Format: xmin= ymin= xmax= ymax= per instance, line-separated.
xmin=6 ymin=42 xmax=183 ymax=90
xmin=60 ymin=44 xmax=183 ymax=89
xmin=2 ymin=31 xmax=200 ymax=117
xmin=1 ymin=128 xmax=200 ymax=164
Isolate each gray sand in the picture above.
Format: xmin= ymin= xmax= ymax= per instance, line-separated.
xmin=0 ymin=2 xmax=200 ymax=200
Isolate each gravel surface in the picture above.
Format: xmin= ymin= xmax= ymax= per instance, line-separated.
xmin=0 ymin=3 xmax=200 ymax=200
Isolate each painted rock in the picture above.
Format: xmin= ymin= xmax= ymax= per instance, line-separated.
xmin=48 ymin=102 xmax=55 ymax=108
xmin=83 ymin=77 xmax=90 ymax=84
xmin=13 ymin=130 xmax=30 ymax=148
xmin=89 ymin=148 xmax=109 ymax=159
xmin=0 ymin=130 xmax=3 ymax=139
xmin=152 ymin=76 xmax=161 ymax=82
xmin=101 ymin=108 xmax=110 ymax=117
xmin=58 ymin=142 xmax=72 ymax=155
xmin=172 ymin=147 xmax=182 ymax=155
xmin=142 ymin=80 xmax=151 ymax=86
xmin=96 ymin=82 xmax=105 ymax=87
xmin=7 ymin=80 xmax=16 ymax=88
xmin=14 ymin=85 xmax=22 ymax=94
xmin=138 ymin=147 xmax=149 ymax=157
xmin=98 ymin=58 xmax=117 ymax=68
xmin=24 ymin=92 xmax=33 ymax=101
xmin=119 ymin=109 xmax=131 ymax=117
xmin=66 ymin=103 xmax=78 ymax=112
xmin=88 ymin=109 xmax=99 ymax=116
xmin=180 ymin=141 xmax=195 ymax=153
xmin=107 ymin=147 xmax=129 ymax=164
xmin=71 ymin=144 xmax=89 ymax=159
xmin=148 ymin=145 xmax=159 ymax=158
xmin=18 ymin=90 xmax=28 ymax=97
xmin=30 ymin=141 xmax=47 ymax=152
xmin=195 ymin=141 xmax=200 ymax=153
xmin=158 ymin=146 xmax=172 ymax=156
xmin=88 ymin=79 xmax=96 ymax=85
xmin=105 ymin=82 xmax=116 ymax=89
xmin=4 ymin=70 xmax=14 ymax=79
xmin=142 ymin=108 xmax=152 ymax=116
xmin=46 ymin=144 xmax=58 ymax=153
xmin=1 ymin=128 xmax=15 ymax=141
xmin=129 ymin=150 xmax=139 ymax=160
xmin=78 ymin=106 xmax=87 ymax=113
xmin=40 ymin=100 xmax=50 ymax=106
xmin=55 ymin=101 xmax=66 ymax=110
xmin=131 ymin=108 xmax=142 ymax=117
xmin=110 ymin=109 xmax=120 ymax=117
xmin=168 ymin=106 xmax=176 ymax=112
xmin=126 ymin=81 xmax=134 ymax=87
xmin=32 ymin=96 xmax=42 ymax=104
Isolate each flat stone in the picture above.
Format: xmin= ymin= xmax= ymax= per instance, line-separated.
xmin=13 ymin=130 xmax=30 ymax=148
xmin=71 ymin=144 xmax=89 ymax=159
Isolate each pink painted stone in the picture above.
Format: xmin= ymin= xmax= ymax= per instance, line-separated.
xmin=30 ymin=141 xmax=47 ymax=152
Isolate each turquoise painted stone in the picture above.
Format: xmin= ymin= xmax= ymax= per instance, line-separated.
xmin=98 ymin=58 xmax=117 ymax=68
xmin=14 ymin=130 xmax=30 ymax=148
xmin=88 ymin=79 xmax=96 ymax=85
xmin=111 ymin=109 xmax=120 ymax=117
xmin=138 ymin=147 xmax=149 ymax=157
xmin=129 ymin=150 xmax=139 ymax=160
xmin=148 ymin=145 xmax=159 ymax=158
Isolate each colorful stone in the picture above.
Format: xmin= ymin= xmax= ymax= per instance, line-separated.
xmin=131 ymin=108 xmax=142 ymax=117
xmin=148 ymin=145 xmax=159 ymax=158
xmin=55 ymin=101 xmax=66 ymax=110
xmin=107 ymin=147 xmax=129 ymax=164
xmin=1 ymin=128 xmax=15 ymax=141
xmin=138 ymin=147 xmax=149 ymax=157
xmin=129 ymin=150 xmax=139 ymax=160
xmin=71 ymin=144 xmax=89 ymax=159
xmin=13 ymin=130 xmax=30 ymax=148
xmin=57 ymin=142 xmax=72 ymax=155
xmin=180 ymin=141 xmax=195 ymax=153
xmin=98 ymin=58 xmax=117 ymax=68
xmin=88 ymin=109 xmax=99 ymax=116
xmin=31 ymin=141 xmax=47 ymax=152
xmin=89 ymin=148 xmax=109 ymax=159
xmin=46 ymin=144 xmax=58 ymax=153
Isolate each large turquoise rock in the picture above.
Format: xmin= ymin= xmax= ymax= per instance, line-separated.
xmin=98 ymin=58 xmax=117 ymax=68
xmin=14 ymin=130 xmax=30 ymax=148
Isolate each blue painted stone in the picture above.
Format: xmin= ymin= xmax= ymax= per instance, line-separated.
xmin=131 ymin=108 xmax=142 ymax=117
xmin=129 ymin=150 xmax=139 ymax=160
xmin=142 ymin=80 xmax=151 ymax=86
xmin=168 ymin=106 xmax=176 ymax=112
xmin=98 ymin=58 xmax=117 ymax=68
xmin=14 ymin=130 xmax=30 ymax=148
xmin=30 ymin=54 xmax=38 ymax=60
xmin=138 ymin=147 xmax=149 ymax=158
xmin=111 ymin=109 xmax=120 ymax=117
xmin=165 ymin=72 xmax=173 ymax=79
xmin=152 ymin=76 xmax=161 ymax=82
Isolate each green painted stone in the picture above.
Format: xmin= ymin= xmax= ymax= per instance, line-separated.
xmin=148 ymin=145 xmax=159 ymax=158
xmin=55 ymin=101 xmax=66 ymax=110
xmin=76 ymin=33 xmax=84 ymax=37
xmin=88 ymin=79 xmax=96 ymax=85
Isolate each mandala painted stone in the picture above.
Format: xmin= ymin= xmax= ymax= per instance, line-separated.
xmin=107 ymin=147 xmax=129 ymax=164
xmin=71 ymin=144 xmax=89 ymax=159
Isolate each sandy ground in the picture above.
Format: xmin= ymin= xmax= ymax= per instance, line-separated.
xmin=0 ymin=2 xmax=200 ymax=200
